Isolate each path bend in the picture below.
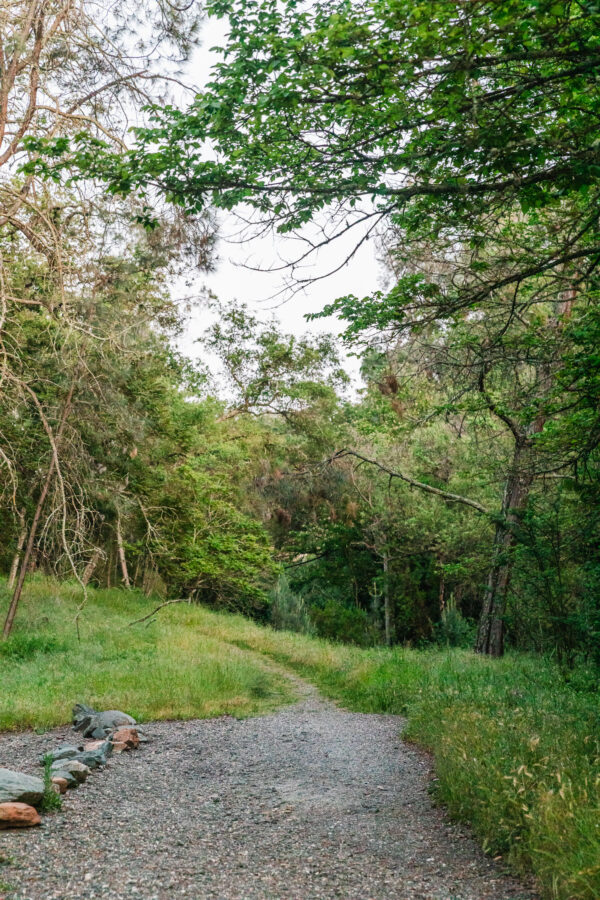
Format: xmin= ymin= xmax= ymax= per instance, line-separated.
xmin=0 ymin=679 xmax=537 ymax=899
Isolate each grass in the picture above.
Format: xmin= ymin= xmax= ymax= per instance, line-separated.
xmin=40 ymin=755 xmax=62 ymax=812
xmin=0 ymin=577 xmax=292 ymax=730
xmin=1 ymin=578 xmax=599 ymax=899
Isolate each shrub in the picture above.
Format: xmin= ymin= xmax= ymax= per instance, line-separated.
xmin=311 ymin=599 xmax=378 ymax=646
xmin=432 ymin=595 xmax=476 ymax=648
xmin=269 ymin=575 xmax=315 ymax=635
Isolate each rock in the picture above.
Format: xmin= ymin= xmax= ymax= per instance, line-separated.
xmin=72 ymin=703 xmax=136 ymax=738
xmin=51 ymin=777 xmax=69 ymax=794
xmin=38 ymin=744 xmax=83 ymax=765
xmin=70 ymin=742 xmax=112 ymax=770
xmin=111 ymin=727 xmax=139 ymax=750
xmin=83 ymin=740 xmax=105 ymax=751
xmin=0 ymin=769 xmax=44 ymax=806
xmin=110 ymin=741 xmax=128 ymax=754
xmin=51 ymin=768 xmax=78 ymax=789
xmin=0 ymin=802 xmax=41 ymax=829
xmin=51 ymin=760 xmax=90 ymax=784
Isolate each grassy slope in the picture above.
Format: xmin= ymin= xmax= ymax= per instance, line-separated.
xmin=0 ymin=578 xmax=292 ymax=728
xmin=1 ymin=579 xmax=599 ymax=900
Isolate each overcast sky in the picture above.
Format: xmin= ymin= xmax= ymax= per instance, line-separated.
xmin=177 ymin=14 xmax=384 ymax=371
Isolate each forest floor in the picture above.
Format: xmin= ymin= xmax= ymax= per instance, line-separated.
xmin=0 ymin=672 xmax=536 ymax=900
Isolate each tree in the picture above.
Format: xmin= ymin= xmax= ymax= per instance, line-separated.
xmin=0 ymin=0 xmax=215 ymax=636
xmin=60 ymin=0 xmax=596 ymax=656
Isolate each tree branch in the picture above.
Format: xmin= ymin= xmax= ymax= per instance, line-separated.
xmin=328 ymin=449 xmax=489 ymax=515
xmin=128 ymin=598 xmax=190 ymax=626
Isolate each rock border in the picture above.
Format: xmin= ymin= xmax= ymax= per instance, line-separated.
xmin=0 ymin=705 xmax=145 ymax=830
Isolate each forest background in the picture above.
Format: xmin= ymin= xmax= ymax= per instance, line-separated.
xmin=1 ymin=4 xmax=600 ymax=898
xmin=2 ymin=0 xmax=599 ymax=666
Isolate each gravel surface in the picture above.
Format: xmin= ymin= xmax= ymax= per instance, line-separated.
xmin=0 ymin=679 xmax=538 ymax=900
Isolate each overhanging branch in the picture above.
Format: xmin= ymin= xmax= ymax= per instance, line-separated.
xmin=329 ymin=449 xmax=489 ymax=515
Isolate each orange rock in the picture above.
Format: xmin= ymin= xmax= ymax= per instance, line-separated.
xmin=51 ymin=777 xmax=68 ymax=794
xmin=83 ymin=740 xmax=105 ymax=751
xmin=111 ymin=727 xmax=139 ymax=749
xmin=110 ymin=741 xmax=128 ymax=754
xmin=0 ymin=802 xmax=41 ymax=829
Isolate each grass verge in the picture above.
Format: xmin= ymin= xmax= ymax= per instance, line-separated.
xmin=0 ymin=577 xmax=291 ymax=730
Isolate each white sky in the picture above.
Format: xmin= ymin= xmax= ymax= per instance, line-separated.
xmin=177 ymin=14 xmax=383 ymax=369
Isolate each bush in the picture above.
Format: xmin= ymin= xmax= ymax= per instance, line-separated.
xmin=311 ymin=599 xmax=378 ymax=646
xmin=269 ymin=575 xmax=315 ymax=635
xmin=432 ymin=595 xmax=476 ymax=648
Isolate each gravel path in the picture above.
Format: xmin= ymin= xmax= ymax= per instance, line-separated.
xmin=0 ymin=679 xmax=537 ymax=900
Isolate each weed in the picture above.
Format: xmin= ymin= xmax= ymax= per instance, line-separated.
xmin=39 ymin=755 xmax=62 ymax=813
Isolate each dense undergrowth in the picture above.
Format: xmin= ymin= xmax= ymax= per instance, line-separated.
xmin=1 ymin=578 xmax=598 ymax=900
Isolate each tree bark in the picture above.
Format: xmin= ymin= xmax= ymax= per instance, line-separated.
xmin=3 ymin=379 xmax=76 ymax=639
xmin=383 ymin=552 xmax=393 ymax=646
xmin=475 ymin=441 xmax=533 ymax=656
xmin=115 ymin=512 xmax=131 ymax=589
xmin=82 ymin=547 xmax=102 ymax=587
xmin=7 ymin=510 xmax=27 ymax=590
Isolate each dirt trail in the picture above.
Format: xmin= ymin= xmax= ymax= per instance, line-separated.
xmin=0 ymin=678 xmax=537 ymax=900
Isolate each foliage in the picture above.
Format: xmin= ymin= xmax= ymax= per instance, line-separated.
xmin=432 ymin=596 xmax=477 ymax=649
xmin=40 ymin=755 xmax=62 ymax=812
xmin=38 ymin=0 xmax=600 ymax=655
xmin=310 ymin=598 xmax=377 ymax=646
xmin=269 ymin=574 xmax=314 ymax=635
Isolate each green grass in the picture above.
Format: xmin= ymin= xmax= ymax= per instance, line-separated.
xmin=0 ymin=577 xmax=291 ymax=729
xmin=1 ymin=579 xmax=598 ymax=899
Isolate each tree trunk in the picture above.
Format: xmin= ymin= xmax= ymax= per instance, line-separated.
xmin=82 ymin=547 xmax=102 ymax=587
xmin=115 ymin=513 xmax=131 ymax=588
xmin=3 ymin=380 xmax=76 ymax=639
xmin=7 ymin=510 xmax=27 ymax=590
xmin=383 ymin=552 xmax=393 ymax=646
xmin=476 ymin=441 xmax=533 ymax=656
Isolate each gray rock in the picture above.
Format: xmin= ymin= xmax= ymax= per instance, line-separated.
xmin=50 ymin=760 xmax=90 ymax=784
xmin=72 ymin=703 xmax=136 ymax=738
xmin=38 ymin=744 xmax=83 ymax=765
xmin=52 ymin=768 xmax=78 ymax=788
xmin=71 ymin=742 xmax=112 ymax=770
xmin=0 ymin=768 xmax=45 ymax=806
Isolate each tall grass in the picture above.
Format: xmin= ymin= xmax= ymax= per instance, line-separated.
xmin=0 ymin=577 xmax=291 ymax=729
